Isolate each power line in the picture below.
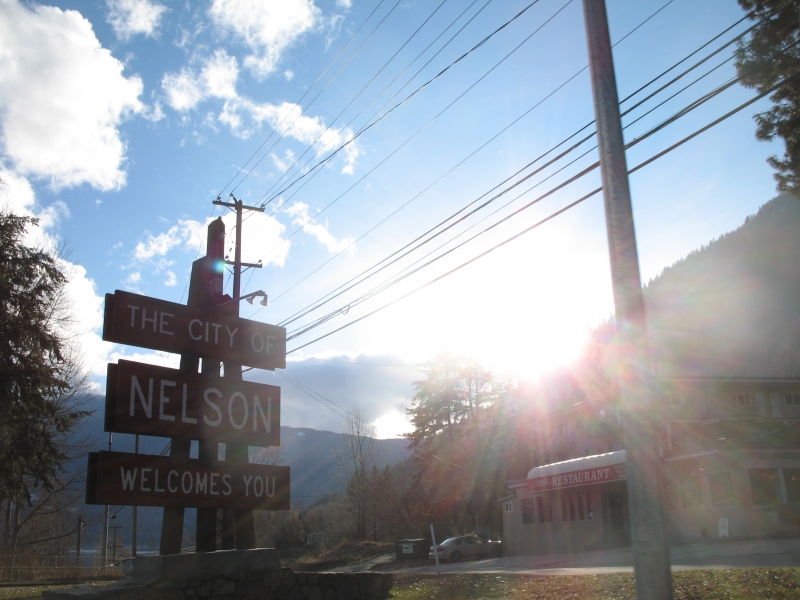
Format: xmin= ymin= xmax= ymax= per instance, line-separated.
xmin=290 ymin=357 xmax=420 ymax=367
xmin=264 ymin=6 xmax=752 ymax=323
xmin=286 ymin=76 xmax=791 ymax=352
xmin=280 ymin=44 xmax=747 ymax=332
xmin=221 ymin=0 xmax=394 ymax=197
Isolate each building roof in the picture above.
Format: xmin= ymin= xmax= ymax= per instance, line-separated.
xmin=526 ymin=450 xmax=626 ymax=480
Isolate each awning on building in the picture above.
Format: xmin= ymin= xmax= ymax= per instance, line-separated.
xmin=525 ymin=450 xmax=627 ymax=493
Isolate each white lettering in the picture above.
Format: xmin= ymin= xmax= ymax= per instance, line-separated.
xmin=251 ymin=332 xmax=263 ymax=353
xmin=226 ymin=326 xmax=238 ymax=347
xmin=196 ymin=472 xmax=208 ymax=494
xmin=266 ymin=477 xmax=275 ymax=498
xmin=211 ymin=323 xmax=221 ymax=344
xmin=229 ymin=392 xmax=248 ymax=430
xmin=128 ymin=305 xmax=139 ymax=328
xmin=159 ymin=380 xmax=176 ymax=422
xmin=203 ymin=388 xmax=223 ymax=426
xmin=253 ymin=476 xmax=263 ymax=497
xmin=189 ymin=319 xmax=203 ymax=341
xmin=141 ymin=468 xmax=152 ymax=492
xmin=266 ymin=335 xmax=276 ymax=355
xmin=142 ymin=309 xmax=157 ymax=331
xmin=181 ymin=384 xmax=197 ymax=424
xmin=168 ymin=470 xmax=178 ymax=493
xmin=253 ymin=396 xmax=271 ymax=432
xmin=205 ymin=321 xmax=209 ymax=342
xmin=154 ymin=469 xmax=165 ymax=492
xmin=210 ymin=473 xmax=219 ymax=496
xmin=130 ymin=376 xmax=153 ymax=418
xmin=243 ymin=475 xmax=253 ymax=496
xmin=121 ymin=467 xmax=137 ymax=491
xmin=223 ymin=474 xmax=232 ymax=496
xmin=181 ymin=472 xmax=193 ymax=494
xmin=159 ymin=312 xmax=174 ymax=335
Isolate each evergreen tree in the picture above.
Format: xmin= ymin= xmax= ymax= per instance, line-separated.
xmin=0 ymin=212 xmax=89 ymax=506
xmin=736 ymin=0 xmax=800 ymax=193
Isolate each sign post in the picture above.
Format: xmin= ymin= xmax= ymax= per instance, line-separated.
xmin=90 ymin=214 xmax=289 ymax=555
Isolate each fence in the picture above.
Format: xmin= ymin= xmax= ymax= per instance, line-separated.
xmin=0 ymin=554 xmax=123 ymax=582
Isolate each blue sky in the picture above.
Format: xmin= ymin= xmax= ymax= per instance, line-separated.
xmin=0 ymin=0 xmax=784 ymax=437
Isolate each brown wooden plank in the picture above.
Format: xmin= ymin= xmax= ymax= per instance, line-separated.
xmin=86 ymin=451 xmax=290 ymax=510
xmin=102 ymin=290 xmax=286 ymax=370
xmin=104 ymin=360 xmax=280 ymax=446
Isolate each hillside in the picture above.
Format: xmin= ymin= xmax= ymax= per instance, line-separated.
xmin=642 ymin=194 xmax=800 ymax=377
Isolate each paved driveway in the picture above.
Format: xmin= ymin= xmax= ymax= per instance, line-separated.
xmin=386 ymin=538 xmax=800 ymax=575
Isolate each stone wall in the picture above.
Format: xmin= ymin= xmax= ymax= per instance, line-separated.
xmin=43 ymin=549 xmax=393 ymax=600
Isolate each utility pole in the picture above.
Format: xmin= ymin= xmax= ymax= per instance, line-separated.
xmin=213 ymin=194 xmax=264 ymax=550
xmin=109 ymin=524 xmax=123 ymax=564
xmin=76 ymin=516 xmax=82 ymax=568
xmin=132 ymin=435 xmax=138 ymax=558
xmin=102 ymin=433 xmax=112 ymax=567
xmin=581 ymin=1 xmax=672 ymax=599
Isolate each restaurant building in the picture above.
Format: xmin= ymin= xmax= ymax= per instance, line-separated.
xmin=501 ymin=376 xmax=800 ymax=554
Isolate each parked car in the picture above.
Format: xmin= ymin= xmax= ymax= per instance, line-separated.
xmin=428 ymin=535 xmax=502 ymax=563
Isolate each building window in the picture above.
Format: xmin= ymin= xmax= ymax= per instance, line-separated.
xmin=576 ymin=416 xmax=585 ymax=429
xmin=784 ymin=468 xmax=800 ymax=503
xmin=681 ymin=475 xmax=704 ymax=509
xmin=600 ymin=408 xmax=610 ymax=421
xmin=750 ymin=468 xmax=780 ymax=506
xmin=504 ymin=501 xmax=513 ymax=513
xmin=560 ymin=493 xmax=592 ymax=521
xmin=708 ymin=471 xmax=735 ymax=506
xmin=536 ymin=497 xmax=553 ymax=523
xmin=733 ymin=393 xmax=752 ymax=406
xmin=662 ymin=393 xmax=682 ymax=406
xmin=661 ymin=480 xmax=676 ymax=510
xmin=522 ymin=499 xmax=535 ymax=524
xmin=785 ymin=394 xmax=800 ymax=406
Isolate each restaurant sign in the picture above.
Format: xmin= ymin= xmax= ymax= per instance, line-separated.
xmin=527 ymin=463 xmax=627 ymax=493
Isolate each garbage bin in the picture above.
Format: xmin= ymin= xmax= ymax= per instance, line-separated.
xmin=395 ymin=538 xmax=428 ymax=561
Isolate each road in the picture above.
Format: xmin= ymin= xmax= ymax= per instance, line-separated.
xmin=370 ymin=537 xmax=800 ymax=576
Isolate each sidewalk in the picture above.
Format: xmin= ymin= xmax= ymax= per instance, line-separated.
xmin=381 ymin=537 xmax=800 ymax=575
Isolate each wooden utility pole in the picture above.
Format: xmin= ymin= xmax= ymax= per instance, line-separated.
xmin=581 ymin=1 xmax=672 ymax=599
xmin=213 ymin=195 xmax=264 ymax=549
xmin=76 ymin=516 xmax=82 ymax=568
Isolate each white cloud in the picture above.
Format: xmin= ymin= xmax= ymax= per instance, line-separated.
xmin=134 ymin=212 xmax=289 ymax=269
xmin=270 ymin=149 xmax=295 ymax=172
xmin=106 ymin=0 xmax=167 ymax=40
xmin=335 ymin=0 xmax=352 ymax=8
xmin=284 ymin=201 xmax=353 ymax=254
xmin=0 ymin=1 xmax=144 ymax=191
xmin=162 ymin=50 xmax=239 ymax=111
xmin=220 ymin=99 xmax=360 ymax=174
xmin=209 ymin=0 xmax=320 ymax=78
xmin=284 ymin=70 xmax=295 ymax=81
xmin=134 ymin=219 xmax=206 ymax=260
xmin=165 ymin=271 xmax=177 ymax=286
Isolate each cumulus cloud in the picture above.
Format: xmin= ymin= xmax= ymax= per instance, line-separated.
xmin=162 ymin=50 xmax=239 ymax=111
xmin=284 ymin=201 xmax=354 ymax=254
xmin=0 ymin=0 xmax=144 ymax=191
xmin=133 ymin=212 xmax=289 ymax=269
xmin=220 ymin=99 xmax=360 ymax=174
xmin=209 ymin=0 xmax=320 ymax=78
xmin=106 ymin=0 xmax=167 ymax=40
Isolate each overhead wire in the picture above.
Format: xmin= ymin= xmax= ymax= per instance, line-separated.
xmin=273 ymin=15 xmax=754 ymax=328
xmin=223 ymin=0 xmax=398 ymax=196
xmin=285 ymin=73 xmax=795 ymax=352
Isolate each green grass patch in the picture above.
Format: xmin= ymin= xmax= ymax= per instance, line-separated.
xmin=389 ymin=568 xmax=800 ymax=599
xmin=0 ymin=582 xmax=113 ymax=600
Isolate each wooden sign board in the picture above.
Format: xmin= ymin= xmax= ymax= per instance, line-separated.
xmin=105 ymin=360 xmax=280 ymax=447
xmin=86 ymin=451 xmax=290 ymax=510
xmin=102 ymin=290 xmax=286 ymax=371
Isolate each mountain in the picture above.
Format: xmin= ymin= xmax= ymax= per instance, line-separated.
xmin=641 ymin=193 xmax=800 ymax=377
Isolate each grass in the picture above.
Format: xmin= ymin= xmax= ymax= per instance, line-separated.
xmin=389 ymin=569 xmax=800 ymax=599
xmin=0 ymin=582 xmax=113 ymax=600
